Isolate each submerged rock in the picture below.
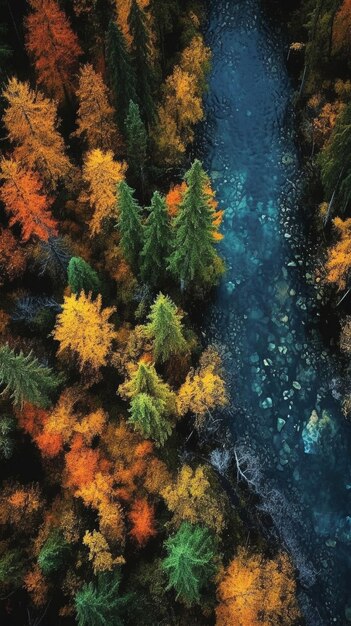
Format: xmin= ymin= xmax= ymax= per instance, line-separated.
xmin=261 ymin=397 xmax=273 ymax=409
xmin=277 ymin=418 xmax=286 ymax=432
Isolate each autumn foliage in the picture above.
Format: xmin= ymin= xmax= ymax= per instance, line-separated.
xmin=0 ymin=158 xmax=57 ymax=241
xmin=216 ymin=549 xmax=300 ymax=626
xmin=25 ymin=0 xmax=82 ymax=101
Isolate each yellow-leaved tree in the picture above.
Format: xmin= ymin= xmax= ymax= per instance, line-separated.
xmin=74 ymin=64 xmax=120 ymax=151
xmin=216 ymin=549 xmax=300 ymax=626
xmin=82 ymin=148 xmax=127 ymax=235
xmin=161 ymin=464 xmax=226 ymax=532
xmin=178 ymin=347 xmax=228 ymax=429
xmin=53 ymin=292 xmax=117 ymax=370
xmin=154 ymin=35 xmax=211 ymax=163
xmin=325 ymin=217 xmax=351 ymax=290
xmin=2 ymin=78 xmax=71 ymax=188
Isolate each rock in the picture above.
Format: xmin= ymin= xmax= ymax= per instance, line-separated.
xmin=325 ymin=539 xmax=336 ymax=548
xmin=345 ymin=606 xmax=351 ymax=622
xmin=250 ymin=353 xmax=259 ymax=364
xmin=226 ymin=281 xmax=235 ymax=295
xmin=268 ymin=342 xmax=276 ymax=351
xmin=277 ymin=418 xmax=286 ymax=432
xmin=292 ymin=381 xmax=301 ymax=390
xmin=261 ymin=397 xmax=273 ymax=409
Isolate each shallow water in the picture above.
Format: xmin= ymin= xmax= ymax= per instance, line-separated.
xmin=200 ymin=0 xmax=351 ymax=623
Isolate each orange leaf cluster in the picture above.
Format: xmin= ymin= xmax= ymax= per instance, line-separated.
xmin=216 ymin=549 xmax=300 ymax=626
xmin=128 ymin=498 xmax=156 ymax=546
xmin=25 ymin=0 xmax=82 ymax=101
xmin=0 ymin=158 xmax=57 ymax=241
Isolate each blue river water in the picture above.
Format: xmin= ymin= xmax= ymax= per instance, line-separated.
xmin=199 ymin=1 xmax=351 ymax=623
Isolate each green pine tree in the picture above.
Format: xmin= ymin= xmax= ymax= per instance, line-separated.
xmin=168 ymin=160 xmax=224 ymax=290
xmin=125 ymin=100 xmax=148 ymax=182
xmin=146 ymin=293 xmax=186 ymax=362
xmin=75 ymin=572 xmax=132 ymax=626
xmin=162 ymin=522 xmax=216 ymax=605
xmin=129 ymin=392 xmax=172 ymax=446
xmin=141 ymin=192 xmax=171 ymax=286
xmin=319 ymin=103 xmax=351 ymax=208
xmin=128 ymin=0 xmax=155 ymax=125
xmin=68 ymin=256 xmax=101 ymax=296
xmin=117 ymin=181 xmax=144 ymax=272
xmin=0 ymin=344 xmax=61 ymax=407
xmin=106 ymin=19 xmax=136 ymax=131
xmin=120 ymin=361 xmax=177 ymax=416
xmin=38 ymin=531 xmax=70 ymax=576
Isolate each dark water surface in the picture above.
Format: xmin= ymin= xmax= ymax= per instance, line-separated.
xmin=200 ymin=0 xmax=351 ymax=623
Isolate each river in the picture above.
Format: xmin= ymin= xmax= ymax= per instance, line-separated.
xmin=199 ymin=0 xmax=351 ymax=623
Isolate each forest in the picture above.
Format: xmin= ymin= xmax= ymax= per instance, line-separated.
xmin=0 ymin=0 xmax=350 ymax=624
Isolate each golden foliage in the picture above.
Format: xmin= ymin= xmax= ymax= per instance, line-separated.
xmin=325 ymin=217 xmax=351 ymax=289
xmin=154 ymin=36 xmax=211 ymax=163
xmin=82 ymin=148 xmax=127 ymax=235
xmin=178 ymin=347 xmax=228 ymax=429
xmin=83 ymin=530 xmax=115 ymax=573
xmin=53 ymin=292 xmax=117 ymax=370
xmin=74 ymin=64 xmax=120 ymax=151
xmin=162 ymin=464 xmax=225 ymax=532
xmin=216 ymin=549 xmax=300 ymax=626
xmin=2 ymin=78 xmax=71 ymax=187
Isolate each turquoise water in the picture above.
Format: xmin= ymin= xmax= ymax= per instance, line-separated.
xmin=200 ymin=1 xmax=351 ymax=623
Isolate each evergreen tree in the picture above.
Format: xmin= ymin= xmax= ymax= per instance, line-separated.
xmin=75 ymin=572 xmax=132 ymax=626
xmin=141 ymin=192 xmax=171 ymax=286
xmin=0 ymin=344 xmax=61 ymax=407
xmin=38 ymin=531 xmax=70 ymax=576
xmin=105 ymin=19 xmax=136 ymax=131
xmin=117 ymin=181 xmax=143 ymax=272
xmin=125 ymin=100 xmax=147 ymax=181
xmin=162 ymin=522 xmax=216 ymax=605
xmin=120 ymin=361 xmax=177 ymax=416
xmin=129 ymin=392 xmax=172 ymax=446
xmin=146 ymin=293 xmax=187 ymax=362
xmin=168 ymin=160 xmax=223 ymax=290
xmin=128 ymin=0 xmax=155 ymax=125
xmin=68 ymin=256 xmax=101 ymax=296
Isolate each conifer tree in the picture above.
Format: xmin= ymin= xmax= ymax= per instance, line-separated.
xmin=106 ymin=19 xmax=136 ymax=131
xmin=125 ymin=100 xmax=147 ymax=181
xmin=25 ymin=0 xmax=82 ymax=101
xmin=117 ymin=181 xmax=143 ymax=272
xmin=0 ymin=344 xmax=61 ymax=407
xmin=74 ymin=63 xmax=119 ymax=151
xmin=162 ymin=522 xmax=216 ymax=605
xmin=129 ymin=392 xmax=172 ymax=445
xmin=75 ymin=572 xmax=132 ymax=626
xmin=38 ymin=531 xmax=70 ymax=576
xmin=0 ymin=157 xmax=57 ymax=242
xmin=141 ymin=192 xmax=170 ymax=285
xmin=168 ymin=160 xmax=223 ymax=290
xmin=2 ymin=78 xmax=71 ymax=188
xmin=146 ymin=293 xmax=186 ymax=362
xmin=119 ymin=361 xmax=176 ymax=415
xmin=128 ymin=0 xmax=154 ymax=125
xmin=67 ymin=257 xmax=101 ymax=296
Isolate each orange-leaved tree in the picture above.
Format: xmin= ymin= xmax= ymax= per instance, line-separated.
xmin=216 ymin=549 xmax=300 ymax=626
xmin=2 ymin=78 xmax=71 ymax=188
xmin=128 ymin=498 xmax=156 ymax=546
xmin=53 ymin=292 xmax=117 ymax=370
xmin=0 ymin=157 xmax=57 ymax=241
xmin=82 ymin=148 xmax=127 ymax=235
xmin=333 ymin=0 xmax=351 ymax=56
xmin=25 ymin=0 xmax=82 ymax=101
xmin=74 ymin=64 xmax=120 ymax=151
xmin=325 ymin=217 xmax=351 ymax=290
